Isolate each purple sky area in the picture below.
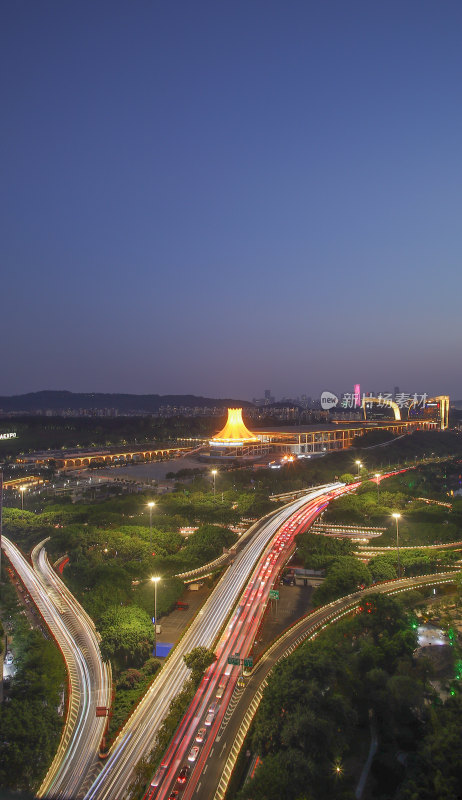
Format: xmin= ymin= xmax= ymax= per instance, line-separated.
xmin=2 ymin=1 xmax=461 ymax=401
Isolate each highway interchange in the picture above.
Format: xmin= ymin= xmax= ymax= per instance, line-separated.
xmin=1 ymin=470 xmax=459 ymax=800
xmin=2 ymin=482 xmax=347 ymax=799
xmin=84 ymin=483 xmax=347 ymax=800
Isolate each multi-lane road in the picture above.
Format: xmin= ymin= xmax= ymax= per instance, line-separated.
xmin=1 ymin=536 xmax=112 ymax=800
xmin=142 ymin=483 xmax=358 ymax=800
xmin=84 ymin=484 xmax=349 ymax=800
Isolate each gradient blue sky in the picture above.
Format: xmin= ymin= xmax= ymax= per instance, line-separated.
xmin=2 ymin=1 xmax=461 ymax=400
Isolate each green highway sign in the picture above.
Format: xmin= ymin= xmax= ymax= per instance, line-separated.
xmin=243 ymin=657 xmax=253 ymax=669
xmin=269 ymin=589 xmax=279 ymax=600
xmin=227 ymin=656 xmax=240 ymax=666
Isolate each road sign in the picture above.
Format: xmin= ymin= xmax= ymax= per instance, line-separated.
xmin=269 ymin=589 xmax=279 ymax=600
xmin=152 ymin=617 xmax=156 ymax=624
xmin=243 ymin=657 xmax=253 ymax=669
xmin=227 ymin=656 xmax=240 ymax=666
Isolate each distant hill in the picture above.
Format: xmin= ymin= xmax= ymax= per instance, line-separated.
xmin=0 ymin=390 xmax=253 ymax=414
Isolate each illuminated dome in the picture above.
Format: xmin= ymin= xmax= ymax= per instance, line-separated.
xmin=210 ymin=408 xmax=259 ymax=447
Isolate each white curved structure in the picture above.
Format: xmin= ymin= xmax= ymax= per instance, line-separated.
xmin=1 ymin=537 xmax=111 ymax=799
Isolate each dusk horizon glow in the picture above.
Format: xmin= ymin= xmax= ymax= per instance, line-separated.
xmin=2 ymin=1 xmax=461 ymax=400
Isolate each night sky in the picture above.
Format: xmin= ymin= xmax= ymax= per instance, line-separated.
xmin=2 ymin=1 xmax=461 ymax=400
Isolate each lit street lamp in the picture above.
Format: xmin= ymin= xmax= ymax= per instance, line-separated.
xmin=375 ymin=473 xmax=381 ymax=500
xmin=355 ymin=460 xmax=362 ymax=478
xmin=392 ymin=513 xmax=401 ymax=579
xmin=211 ymin=470 xmax=217 ymax=497
xmin=151 ymin=576 xmax=160 ymax=657
xmin=147 ymin=501 xmax=155 ymax=557
xmin=19 ymin=485 xmax=26 ymax=511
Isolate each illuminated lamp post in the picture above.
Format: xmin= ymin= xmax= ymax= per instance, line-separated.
xmin=147 ymin=501 xmax=155 ymax=557
xmin=211 ymin=470 xmax=217 ymax=497
xmin=151 ymin=576 xmax=160 ymax=657
xmin=375 ymin=473 xmax=381 ymax=501
xmin=355 ymin=460 xmax=362 ymax=478
xmin=19 ymin=485 xmax=26 ymax=511
xmin=392 ymin=513 xmax=401 ymax=579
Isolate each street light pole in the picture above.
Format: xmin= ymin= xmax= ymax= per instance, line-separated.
xmin=147 ymin=501 xmax=155 ymax=557
xmin=20 ymin=486 xmax=25 ymax=511
xmin=355 ymin=460 xmax=362 ymax=478
xmin=375 ymin=474 xmax=381 ymax=501
xmin=151 ymin=576 xmax=160 ymax=657
xmin=211 ymin=470 xmax=217 ymax=498
xmin=392 ymin=513 xmax=401 ymax=579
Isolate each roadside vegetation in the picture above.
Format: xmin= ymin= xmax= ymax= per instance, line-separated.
xmin=295 ymin=462 xmax=462 ymax=604
xmin=0 ymin=571 xmax=66 ymax=795
xmin=1 ymin=428 xmax=461 ymax=796
xmin=105 ymin=658 xmax=162 ymax=746
xmin=0 ymin=478 xmax=275 ymax=781
xmin=232 ymin=590 xmax=462 ymax=800
xmin=1 ymin=487 xmax=266 ymax=672
xmin=296 ymin=531 xmax=459 ymax=605
xmin=323 ymin=462 xmax=462 ymax=547
xmin=2 ymin=439 xmax=461 ymax=685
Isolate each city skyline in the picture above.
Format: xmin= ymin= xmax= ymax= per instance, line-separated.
xmin=2 ymin=2 xmax=462 ymax=398
xmin=0 ymin=384 xmax=457 ymax=408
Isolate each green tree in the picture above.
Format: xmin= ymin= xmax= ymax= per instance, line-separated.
xmin=0 ymin=628 xmax=65 ymax=792
xmin=183 ymin=647 xmax=216 ymax=680
xmin=313 ymin=557 xmax=372 ymax=604
xmin=99 ymin=605 xmax=154 ymax=667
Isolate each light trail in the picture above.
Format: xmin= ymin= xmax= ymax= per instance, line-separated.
xmin=32 ymin=541 xmax=112 ymax=799
xmin=1 ymin=536 xmax=111 ymax=799
xmin=147 ymin=483 xmax=359 ymax=800
xmin=84 ymin=484 xmax=346 ymax=800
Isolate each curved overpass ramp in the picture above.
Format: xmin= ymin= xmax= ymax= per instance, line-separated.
xmin=1 ymin=536 xmax=111 ymax=800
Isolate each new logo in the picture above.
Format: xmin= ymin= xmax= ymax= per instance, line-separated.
xmin=321 ymin=391 xmax=339 ymax=410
